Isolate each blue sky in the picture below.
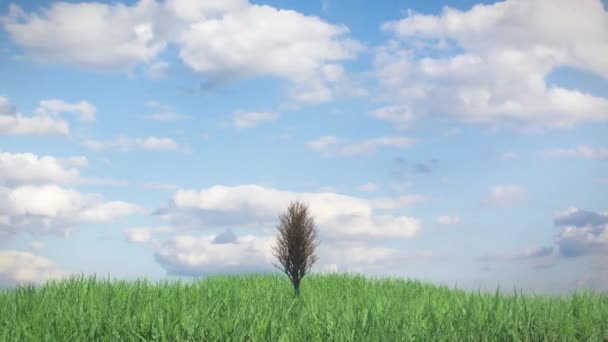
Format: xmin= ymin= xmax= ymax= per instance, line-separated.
xmin=0 ymin=0 xmax=607 ymax=295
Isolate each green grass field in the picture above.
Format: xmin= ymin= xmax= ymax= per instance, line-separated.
xmin=1 ymin=272 xmax=607 ymax=341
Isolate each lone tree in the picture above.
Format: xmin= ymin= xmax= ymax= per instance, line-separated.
xmin=272 ymin=200 xmax=320 ymax=297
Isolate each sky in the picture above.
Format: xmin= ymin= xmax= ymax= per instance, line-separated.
xmin=0 ymin=0 xmax=607 ymax=295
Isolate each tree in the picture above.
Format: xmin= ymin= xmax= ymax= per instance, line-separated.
xmin=272 ymin=200 xmax=320 ymax=297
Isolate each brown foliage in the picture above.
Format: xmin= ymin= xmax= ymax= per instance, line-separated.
xmin=272 ymin=200 xmax=320 ymax=296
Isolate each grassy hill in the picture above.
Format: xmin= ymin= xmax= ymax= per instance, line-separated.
xmin=1 ymin=272 xmax=606 ymax=341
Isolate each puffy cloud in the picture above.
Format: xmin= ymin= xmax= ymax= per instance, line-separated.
xmin=36 ymin=99 xmax=96 ymax=122
xmin=155 ymin=184 xmax=422 ymax=242
xmin=483 ymin=185 xmax=526 ymax=206
xmin=542 ymin=145 xmax=608 ymax=159
xmin=0 ymin=152 xmax=82 ymax=186
xmin=128 ymin=229 xmax=439 ymax=277
xmin=307 ymin=136 xmax=415 ymax=157
xmin=176 ymin=5 xmax=361 ymax=88
xmin=0 ymin=184 xmax=146 ymax=240
xmin=0 ymin=250 xmax=69 ymax=288
xmin=3 ymin=1 xmax=362 ymax=104
xmin=164 ymin=0 xmax=248 ymax=21
xmin=233 ymin=111 xmax=279 ymax=128
xmin=153 ymin=234 xmax=275 ymax=276
xmin=436 ymin=215 xmax=460 ymax=225
xmin=478 ymin=208 xmax=608 ymax=268
xmin=0 ymin=96 xmax=69 ymax=136
xmin=0 ymin=152 xmax=126 ymax=186
xmin=2 ymin=1 xmax=170 ymax=70
xmin=374 ymin=0 xmax=608 ymax=129
xmin=554 ymin=208 xmax=608 ymax=257
xmin=369 ymin=106 xmax=414 ymax=129
xmin=82 ymin=135 xmax=181 ymax=152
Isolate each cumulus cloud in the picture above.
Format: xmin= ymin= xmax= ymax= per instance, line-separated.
xmin=0 ymin=152 xmax=127 ymax=187
xmin=3 ymin=0 xmax=363 ymax=104
xmin=0 ymin=184 xmax=146 ymax=240
xmin=308 ymin=136 xmax=415 ymax=157
xmin=0 ymin=96 xmax=69 ymax=136
xmin=127 ymin=228 xmax=440 ymax=277
xmin=554 ymin=208 xmax=608 ymax=257
xmin=542 ymin=145 xmax=608 ymax=159
xmin=233 ymin=111 xmax=279 ymax=128
xmin=477 ymin=208 xmax=608 ymax=269
xmin=436 ymin=215 xmax=460 ymax=225
xmin=2 ymin=1 xmax=170 ymax=70
xmin=154 ymin=184 xmax=422 ymax=242
xmin=176 ymin=4 xmax=363 ymax=103
xmin=483 ymin=185 xmax=527 ymax=206
xmin=0 ymin=250 xmax=69 ymax=288
xmin=374 ymin=0 xmax=608 ymax=129
xmin=369 ymin=105 xmax=414 ymax=129
xmin=82 ymin=135 xmax=183 ymax=152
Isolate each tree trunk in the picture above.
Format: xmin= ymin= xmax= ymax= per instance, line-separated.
xmin=293 ymin=279 xmax=301 ymax=297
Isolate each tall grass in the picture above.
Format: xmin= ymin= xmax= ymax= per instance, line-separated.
xmin=0 ymin=272 xmax=606 ymax=341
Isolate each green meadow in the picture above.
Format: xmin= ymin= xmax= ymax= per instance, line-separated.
xmin=1 ymin=272 xmax=607 ymax=341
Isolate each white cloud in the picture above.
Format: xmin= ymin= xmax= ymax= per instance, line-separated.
xmin=308 ymin=136 xmax=415 ymax=157
xmin=307 ymin=135 xmax=338 ymax=151
xmin=436 ymin=215 xmax=460 ymax=225
xmin=0 ymin=250 xmax=68 ymax=288
xmin=542 ymin=145 xmax=608 ymax=159
xmin=3 ymin=1 xmax=363 ymax=104
xmin=0 ymin=152 xmax=126 ymax=187
xmin=36 ymin=99 xmax=96 ymax=121
xmin=369 ymin=106 xmax=414 ymax=129
xmin=125 ymin=228 xmax=152 ymax=243
xmin=233 ymin=111 xmax=279 ymax=128
xmin=129 ymin=229 xmax=440 ymax=277
xmin=0 ymin=96 xmax=69 ymax=136
xmin=142 ymin=101 xmax=190 ymax=121
xmin=177 ymin=4 xmax=362 ymax=104
xmin=553 ymin=208 xmax=608 ymax=258
xmin=0 ymin=184 xmax=146 ymax=240
xmin=157 ymin=184 xmax=422 ymax=242
xmin=165 ymin=0 xmax=248 ymax=21
xmin=2 ymin=1 xmax=170 ymax=70
xmin=356 ymin=182 xmax=379 ymax=192
xmin=145 ymin=60 xmax=169 ymax=79
xmin=83 ymin=135 xmax=181 ymax=152
xmin=374 ymin=0 xmax=608 ymax=129
xmin=483 ymin=185 xmax=527 ymax=206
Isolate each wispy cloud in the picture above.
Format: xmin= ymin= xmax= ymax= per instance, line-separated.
xmin=82 ymin=135 xmax=185 ymax=152
xmin=308 ymin=136 xmax=415 ymax=157
xmin=233 ymin=111 xmax=279 ymax=128
xmin=542 ymin=145 xmax=608 ymax=159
